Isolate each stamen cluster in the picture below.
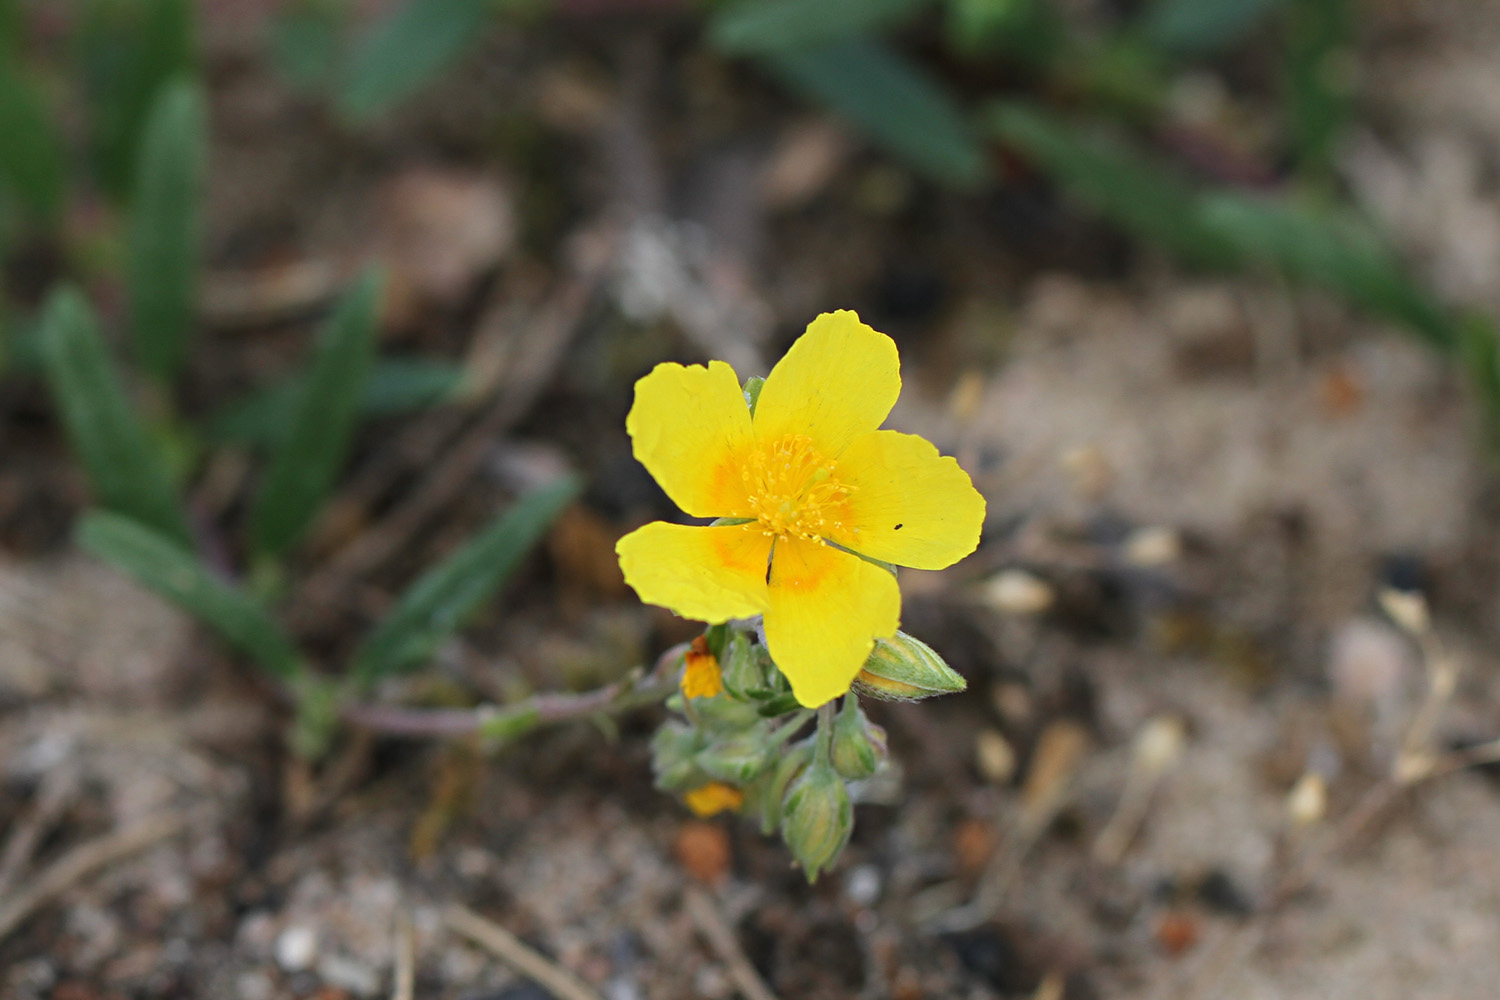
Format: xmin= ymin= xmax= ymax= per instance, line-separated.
xmin=741 ymin=434 xmax=853 ymax=543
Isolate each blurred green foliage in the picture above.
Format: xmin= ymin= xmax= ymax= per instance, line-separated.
xmin=2 ymin=0 xmax=573 ymax=751
xmin=248 ymin=272 xmax=381 ymax=559
xmin=4 ymin=0 xmax=1500 ymax=750
xmin=127 ymin=76 xmax=204 ymax=383
xmin=78 ymin=0 xmax=195 ymax=199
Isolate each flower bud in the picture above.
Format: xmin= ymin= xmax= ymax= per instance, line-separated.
xmin=781 ymin=758 xmax=852 ymax=882
xmin=651 ymin=721 xmax=706 ymax=792
xmin=850 ymin=631 xmax=966 ymax=702
xmin=692 ymin=691 xmax=765 ymax=731
xmin=753 ymin=739 xmax=814 ymax=835
xmin=829 ymin=698 xmax=888 ymax=780
xmin=696 ymin=732 xmax=774 ymax=784
xmin=719 ymin=630 xmax=773 ymax=699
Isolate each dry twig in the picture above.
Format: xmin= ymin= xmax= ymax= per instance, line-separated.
xmin=444 ymin=904 xmax=603 ymax=1000
xmin=392 ymin=909 xmax=416 ymax=1000
xmin=0 ymin=811 xmax=189 ymax=943
xmin=684 ymin=886 xmax=781 ymax=1000
xmin=293 ymin=223 xmax=615 ymax=624
xmin=0 ymin=765 xmax=80 ymax=900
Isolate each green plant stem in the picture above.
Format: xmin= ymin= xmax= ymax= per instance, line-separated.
xmin=768 ymin=710 xmax=815 ymax=747
xmin=339 ymin=643 xmax=688 ymax=742
xmin=814 ymin=701 xmax=837 ymax=766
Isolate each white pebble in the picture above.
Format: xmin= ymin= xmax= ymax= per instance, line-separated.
xmin=844 ymin=864 xmax=882 ymax=907
xmin=236 ymin=971 xmax=274 ymax=1000
xmin=319 ymin=954 xmax=380 ymax=997
xmin=275 ymin=924 xmax=318 ymax=972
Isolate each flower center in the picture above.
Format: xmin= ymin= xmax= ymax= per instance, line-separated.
xmin=741 ymin=434 xmax=852 ymax=542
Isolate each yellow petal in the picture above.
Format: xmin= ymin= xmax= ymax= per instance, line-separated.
xmin=763 ymin=536 xmax=901 ymax=708
xmin=684 ymin=782 xmax=744 ymax=817
xmin=753 ymin=311 xmax=900 ymax=458
xmin=627 ymin=360 xmax=755 ymax=518
xmin=682 ymin=637 xmax=724 ymax=699
xmin=828 ymin=430 xmax=986 ymax=569
xmin=617 ymin=521 xmax=771 ymax=623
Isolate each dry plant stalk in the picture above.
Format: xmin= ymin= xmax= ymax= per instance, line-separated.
xmin=444 ymin=904 xmax=604 ymax=1000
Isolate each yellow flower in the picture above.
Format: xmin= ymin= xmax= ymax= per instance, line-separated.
xmin=681 ymin=636 xmax=724 ymax=699
xmin=684 ymin=782 xmax=745 ymax=817
xmin=616 ymin=311 xmax=986 ymax=707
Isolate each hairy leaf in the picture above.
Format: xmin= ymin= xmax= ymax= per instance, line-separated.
xmin=38 ymin=287 xmax=191 ymax=544
xmin=78 ymin=510 xmax=303 ymax=680
xmin=249 ymin=271 xmax=381 ymax=557
xmin=353 ymin=475 xmax=581 ymax=685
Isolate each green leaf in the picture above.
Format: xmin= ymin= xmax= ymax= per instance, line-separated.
xmin=987 ymin=101 xmax=1239 ymax=267
xmin=1141 ymin=0 xmax=1285 ymax=56
xmin=127 ymin=76 xmax=206 ymax=383
xmin=249 ymin=271 xmax=382 ymax=557
xmin=765 ymin=37 xmax=986 ymax=189
xmin=1284 ymin=0 xmax=1352 ymax=176
xmin=352 ymin=475 xmax=581 ymax=685
xmin=77 ymin=510 xmax=304 ymax=680
xmin=269 ymin=0 xmax=345 ymax=94
xmin=712 ymin=0 xmax=931 ymax=54
xmin=77 ymin=0 xmax=195 ymax=199
xmin=944 ymin=0 xmax=1065 ymax=64
xmin=1458 ymin=312 xmax=1500 ymax=439
xmin=1198 ymin=193 xmax=1453 ymax=348
xmin=986 ymin=102 xmax=1456 ymax=351
xmin=38 ymin=287 xmax=191 ymax=545
xmin=0 ymin=0 xmax=18 ymax=50
xmin=207 ymin=357 xmax=466 ymax=448
xmin=338 ymin=0 xmax=491 ymax=122
xmin=0 ymin=61 xmax=66 ymax=222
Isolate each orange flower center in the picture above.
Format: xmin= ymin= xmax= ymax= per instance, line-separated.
xmin=741 ymin=433 xmax=853 ymax=542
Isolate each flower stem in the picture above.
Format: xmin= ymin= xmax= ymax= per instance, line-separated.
xmin=814 ymin=701 xmax=837 ymax=767
xmin=340 ymin=643 xmax=687 ymax=742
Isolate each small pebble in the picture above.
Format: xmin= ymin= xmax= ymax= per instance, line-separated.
xmin=275 ymin=924 xmax=318 ymax=972
xmin=319 ymin=954 xmax=380 ymax=997
xmin=844 ymin=864 xmax=882 ymax=908
xmin=1123 ymin=526 xmax=1181 ymax=567
xmin=236 ymin=971 xmax=275 ymax=1000
xmin=975 ymin=729 xmax=1017 ymax=784
xmin=982 ymin=570 xmax=1055 ymax=616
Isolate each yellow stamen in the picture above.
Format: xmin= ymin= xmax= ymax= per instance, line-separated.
xmin=741 ymin=433 xmax=854 ymax=543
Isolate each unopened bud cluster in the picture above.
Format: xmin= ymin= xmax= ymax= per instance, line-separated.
xmin=652 ymin=625 xmax=964 ymax=880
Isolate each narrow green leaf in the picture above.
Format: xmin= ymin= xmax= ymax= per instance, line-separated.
xmin=249 ymin=271 xmax=382 ymax=557
xmin=765 ymin=38 xmax=986 ymax=189
xmin=1141 ymin=0 xmax=1285 ymax=56
xmin=987 ymin=101 xmax=1239 ymax=267
xmin=339 ymin=0 xmax=490 ymax=122
xmin=77 ymin=510 xmax=304 ymax=680
xmin=127 ymin=76 xmax=206 ymax=383
xmin=1458 ymin=312 xmax=1500 ymax=439
xmin=352 ymin=475 xmax=581 ymax=685
xmin=269 ymin=0 xmax=345 ymax=94
xmin=1198 ymin=193 xmax=1453 ymax=348
xmin=38 ymin=287 xmax=191 ymax=545
xmin=0 ymin=0 xmax=18 ymax=50
xmin=77 ymin=0 xmax=195 ymax=198
xmin=1284 ymin=0 xmax=1352 ymax=176
xmin=945 ymin=0 xmax=1065 ymax=63
xmin=206 ymin=357 xmax=466 ymax=448
xmin=712 ymin=0 xmax=931 ymax=54
xmin=0 ymin=61 xmax=66 ymax=221
xmin=986 ymin=102 xmax=1457 ymax=352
